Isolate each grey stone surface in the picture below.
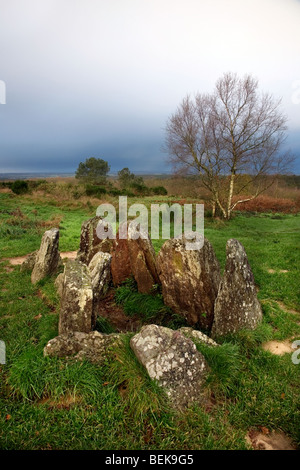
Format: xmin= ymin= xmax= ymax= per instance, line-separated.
xmin=58 ymin=259 xmax=94 ymax=334
xmin=54 ymin=272 xmax=64 ymax=297
xmin=88 ymin=251 xmax=112 ymax=299
xmin=212 ymin=239 xmax=263 ymax=337
xmin=43 ymin=331 xmax=120 ymax=363
xmin=156 ymin=237 xmax=221 ymax=329
xmin=77 ymin=216 xmax=113 ymax=265
xmin=88 ymin=251 xmax=112 ymax=325
xmin=130 ymin=324 xmax=209 ymax=408
xmin=179 ymin=327 xmax=218 ymax=347
xmin=31 ymin=229 xmax=61 ymax=284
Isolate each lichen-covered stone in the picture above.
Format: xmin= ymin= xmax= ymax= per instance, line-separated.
xmin=20 ymin=251 xmax=37 ymax=272
xmin=156 ymin=237 xmax=221 ymax=329
xmin=43 ymin=331 xmax=120 ymax=363
xmin=111 ymin=222 xmax=159 ymax=293
xmin=88 ymin=251 xmax=112 ymax=297
xmin=211 ymin=239 xmax=263 ymax=337
xmin=179 ymin=327 xmax=218 ymax=347
xmin=88 ymin=251 xmax=112 ymax=325
xmin=77 ymin=216 xmax=113 ymax=265
xmin=58 ymin=259 xmax=94 ymax=334
xmin=54 ymin=272 xmax=64 ymax=297
xmin=31 ymin=229 xmax=61 ymax=284
xmin=130 ymin=324 xmax=209 ymax=408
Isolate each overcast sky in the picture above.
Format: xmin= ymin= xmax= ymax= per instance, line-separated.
xmin=0 ymin=0 xmax=299 ymax=173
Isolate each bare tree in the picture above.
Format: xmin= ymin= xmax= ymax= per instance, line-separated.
xmin=165 ymin=72 xmax=292 ymax=219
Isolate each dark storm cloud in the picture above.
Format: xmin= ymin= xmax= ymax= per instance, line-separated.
xmin=0 ymin=0 xmax=299 ymax=173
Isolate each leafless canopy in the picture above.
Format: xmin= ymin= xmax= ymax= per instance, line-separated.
xmin=165 ymin=72 xmax=292 ymax=218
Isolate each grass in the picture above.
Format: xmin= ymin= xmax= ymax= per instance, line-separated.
xmin=114 ymin=279 xmax=189 ymax=329
xmin=0 ymin=191 xmax=299 ymax=449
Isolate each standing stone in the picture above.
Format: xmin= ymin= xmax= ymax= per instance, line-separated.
xmin=111 ymin=224 xmax=132 ymax=286
xmin=127 ymin=224 xmax=159 ymax=293
xmin=58 ymin=259 xmax=94 ymax=334
xmin=156 ymin=237 xmax=221 ymax=329
xmin=31 ymin=228 xmax=61 ymax=284
xmin=77 ymin=216 xmax=113 ymax=265
xmin=88 ymin=251 xmax=112 ymax=325
xmin=130 ymin=324 xmax=209 ymax=408
xmin=54 ymin=272 xmax=65 ymax=297
xmin=88 ymin=251 xmax=112 ymax=297
xmin=211 ymin=239 xmax=263 ymax=337
xmin=111 ymin=222 xmax=159 ymax=293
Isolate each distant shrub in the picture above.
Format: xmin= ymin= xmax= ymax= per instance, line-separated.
xmin=85 ymin=184 xmax=107 ymax=197
xmin=108 ymin=188 xmax=123 ymax=196
xmin=129 ymin=181 xmax=149 ymax=196
xmin=28 ymin=179 xmax=47 ymax=190
xmin=151 ymin=185 xmax=168 ymax=195
xmin=11 ymin=180 xmax=29 ymax=195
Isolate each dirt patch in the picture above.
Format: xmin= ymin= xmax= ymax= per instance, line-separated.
xmin=7 ymin=256 xmax=28 ymax=266
xmin=267 ymin=269 xmax=289 ymax=274
xmin=4 ymin=251 xmax=78 ymax=266
xmin=38 ymin=394 xmax=81 ymax=409
xmin=275 ymin=301 xmax=300 ymax=316
xmin=3 ymin=265 xmax=14 ymax=273
xmin=60 ymin=251 xmax=78 ymax=261
xmin=262 ymin=340 xmax=294 ymax=355
xmin=246 ymin=429 xmax=297 ymax=450
xmin=97 ymin=290 xmax=141 ymax=333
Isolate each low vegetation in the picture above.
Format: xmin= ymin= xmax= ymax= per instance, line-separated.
xmin=0 ymin=185 xmax=299 ymax=450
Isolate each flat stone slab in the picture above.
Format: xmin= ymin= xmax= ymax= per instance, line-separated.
xmin=130 ymin=324 xmax=209 ymax=408
xmin=58 ymin=259 xmax=94 ymax=334
xmin=44 ymin=331 xmax=120 ymax=363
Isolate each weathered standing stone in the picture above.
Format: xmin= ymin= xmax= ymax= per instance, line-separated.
xmin=54 ymin=272 xmax=65 ymax=297
xmin=110 ymin=227 xmax=131 ymax=285
xmin=77 ymin=216 xmax=113 ymax=265
xmin=130 ymin=324 xmax=209 ymax=408
xmin=43 ymin=331 xmax=120 ymax=363
xmin=58 ymin=259 xmax=94 ymax=335
xmin=88 ymin=251 xmax=112 ymax=296
xmin=88 ymin=251 xmax=112 ymax=325
xmin=31 ymin=228 xmax=61 ymax=284
xmin=127 ymin=224 xmax=159 ymax=293
xmin=211 ymin=239 xmax=263 ymax=337
xmin=111 ymin=222 xmax=159 ymax=293
xmin=156 ymin=237 xmax=221 ymax=329
xmin=20 ymin=251 xmax=37 ymax=272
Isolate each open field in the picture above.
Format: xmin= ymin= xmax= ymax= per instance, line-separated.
xmin=0 ymin=189 xmax=299 ymax=450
